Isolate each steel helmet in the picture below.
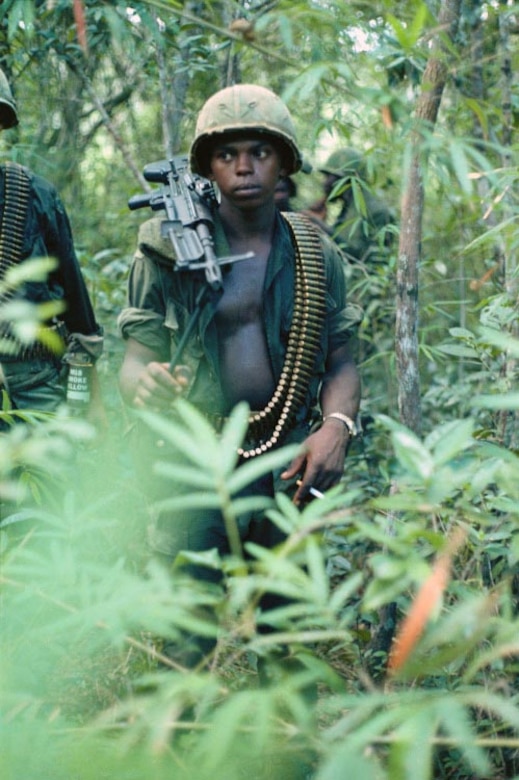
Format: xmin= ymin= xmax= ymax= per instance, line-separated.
xmin=320 ymin=148 xmax=367 ymax=180
xmin=189 ymin=84 xmax=303 ymax=176
xmin=0 ymin=69 xmax=19 ymax=130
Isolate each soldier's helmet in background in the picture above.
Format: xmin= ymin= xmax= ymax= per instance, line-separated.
xmin=320 ymin=148 xmax=367 ymax=181
xmin=0 ymin=69 xmax=19 ymax=130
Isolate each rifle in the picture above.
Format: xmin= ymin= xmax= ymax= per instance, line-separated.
xmin=128 ymin=156 xmax=253 ymax=371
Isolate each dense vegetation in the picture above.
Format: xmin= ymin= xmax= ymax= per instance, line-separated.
xmin=1 ymin=1 xmax=518 ymax=779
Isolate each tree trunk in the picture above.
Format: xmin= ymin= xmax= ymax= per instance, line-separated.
xmin=496 ymin=0 xmax=517 ymax=450
xmin=370 ymin=0 xmax=464 ymax=683
xmin=395 ymin=0 xmax=463 ymax=436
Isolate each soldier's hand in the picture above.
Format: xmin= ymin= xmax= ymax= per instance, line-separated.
xmin=281 ymin=423 xmax=349 ymax=505
xmin=133 ymin=362 xmax=191 ymax=410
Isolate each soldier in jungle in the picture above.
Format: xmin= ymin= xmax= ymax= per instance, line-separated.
xmin=305 ymin=147 xmax=395 ymax=265
xmin=117 ymin=84 xmax=361 ymax=671
xmin=274 ymin=173 xmax=297 ymax=211
xmin=0 ymin=68 xmax=104 ymax=426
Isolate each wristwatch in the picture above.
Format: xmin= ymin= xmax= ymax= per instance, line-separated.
xmin=323 ymin=412 xmax=358 ymax=438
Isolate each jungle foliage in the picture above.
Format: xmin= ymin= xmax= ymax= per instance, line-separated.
xmin=0 ymin=1 xmax=518 ymax=779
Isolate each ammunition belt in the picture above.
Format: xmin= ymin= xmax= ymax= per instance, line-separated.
xmin=0 ymin=322 xmax=66 ymax=363
xmin=238 ymin=212 xmax=327 ymax=459
xmin=0 ymin=161 xmax=30 ymax=287
xmin=0 ymin=162 xmax=60 ymax=363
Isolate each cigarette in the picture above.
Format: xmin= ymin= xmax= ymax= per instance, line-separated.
xmin=297 ymin=480 xmax=325 ymax=499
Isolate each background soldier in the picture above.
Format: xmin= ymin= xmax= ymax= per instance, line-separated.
xmin=0 ymin=68 xmax=104 ymax=424
xmin=305 ymin=147 xmax=395 ymax=264
xmin=274 ymin=174 xmax=297 ymax=211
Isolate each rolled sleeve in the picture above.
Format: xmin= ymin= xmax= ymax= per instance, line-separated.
xmin=117 ymin=245 xmax=171 ymax=357
xmin=65 ymin=329 xmax=104 ymax=363
xmin=118 ymin=306 xmax=170 ymax=354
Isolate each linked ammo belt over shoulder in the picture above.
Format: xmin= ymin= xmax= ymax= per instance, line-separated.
xmin=238 ymin=212 xmax=326 ymax=459
xmin=0 ymin=323 xmax=65 ymax=363
xmin=205 ymin=408 xmax=315 ymax=440
xmin=0 ymin=162 xmax=30 ymax=288
xmin=195 ymin=215 xmax=326 ymax=458
xmin=205 ymin=411 xmax=261 ymax=433
xmin=0 ymin=343 xmax=57 ymax=363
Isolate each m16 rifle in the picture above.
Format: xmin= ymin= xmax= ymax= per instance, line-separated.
xmin=128 ymin=156 xmax=253 ymax=371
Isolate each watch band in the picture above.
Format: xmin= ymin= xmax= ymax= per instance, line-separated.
xmin=323 ymin=412 xmax=358 ymax=437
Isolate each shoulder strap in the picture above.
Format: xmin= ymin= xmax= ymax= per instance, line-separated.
xmin=0 ymin=161 xmax=31 ymax=281
xmin=239 ymin=211 xmax=327 ymax=458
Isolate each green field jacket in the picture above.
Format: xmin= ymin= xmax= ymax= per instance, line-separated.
xmin=119 ymin=210 xmax=361 ymax=424
xmin=0 ymin=164 xmax=103 ymax=362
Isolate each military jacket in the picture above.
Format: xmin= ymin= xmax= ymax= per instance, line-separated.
xmin=0 ymin=164 xmax=102 ymax=360
xmin=119 ymin=210 xmax=360 ymax=421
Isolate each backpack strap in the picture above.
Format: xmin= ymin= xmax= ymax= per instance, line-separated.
xmin=238 ymin=212 xmax=327 ymax=458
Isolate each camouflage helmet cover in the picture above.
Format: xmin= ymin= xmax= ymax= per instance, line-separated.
xmin=320 ymin=148 xmax=367 ymax=180
xmin=0 ymin=69 xmax=19 ymax=130
xmin=189 ymin=84 xmax=303 ymax=176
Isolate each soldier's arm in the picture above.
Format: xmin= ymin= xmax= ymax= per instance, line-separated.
xmin=119 ymin=337 xmax=189 ymax=410
xmin=281 ymin=342 xmax=360 ymax=504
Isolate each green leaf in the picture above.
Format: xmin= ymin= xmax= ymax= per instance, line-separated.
xmin=226 ymin=495 xmax=273 ymax=517
xmin=218 ymin=402 xmax=250 ymax=473
xmin=282 ymin=64 xmax=329 ymax=102
xmin=173 ymin=398 xmax=226 ymax=463
xmin=351 ymin=178 xmax=368 ymax=217
xmin=305 ymin=535 xmax=329 ymax=604
xmin=388 ymin=710 xmax=435 ymax=780
xmin=449 ymin=140 xmax=473 ymax=195
xmin=7 ymin=0 xmax=35 ymax=39
xmin=436 ymin=699 xmax=491 ymax=776
xmin=277 ymin=13 xmax=295 ymax=50
xmin=153 ymin=461 xmax=218 ymax=489
xmin=392 ymin=429 xmax=434 ymax=481
xmin=436 ymin=344 xmax=479 ymax=358
xmin=509 ymin=533 xmax=519 ymax=565
xmin=386 ymin=13 xmax=412 ymax=50
xmin=329 ymin=571 xmax=364 ymax=613
xmin=428 ymin=418 xmax=474 ymax=466
xmin=138 ymin=407 xmax=219 ymax=466
xmin=363 ymin=576 xmax=409 ymax=611
xmin=156 ymin=491 xmax=224 ymax=512
xmin=459 ymin=689 xmax=519 ymax=732
xmin=464 ymin=97 xmax=489 ymax=139
xmin=226 ymin=444 xmax=301 ymax=494
xmin=448 ymin=326 xmax=475 ymax=339
xmin=319 ymin=743 xmax=383 ymax=780
xmin=4 ymin=256 xmax=57 ymax=285
xmin=472 ymin=392 xmax=519 ymax=410
xmin=478 ymin=325 xmax=519 ymax=357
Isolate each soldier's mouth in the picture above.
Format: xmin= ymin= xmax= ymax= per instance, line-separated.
xmin=234 ymin=184 xmax=261 ymax=194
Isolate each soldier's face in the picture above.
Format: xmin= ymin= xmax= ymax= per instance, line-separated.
xmin=208 ymin=134 xmax=286 ymax=209
xmin=324 ymin=173 xmax=352 ymax=203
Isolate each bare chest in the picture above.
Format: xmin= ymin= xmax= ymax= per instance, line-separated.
xmin=215 ymin=254 xmax=268 ymax=329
